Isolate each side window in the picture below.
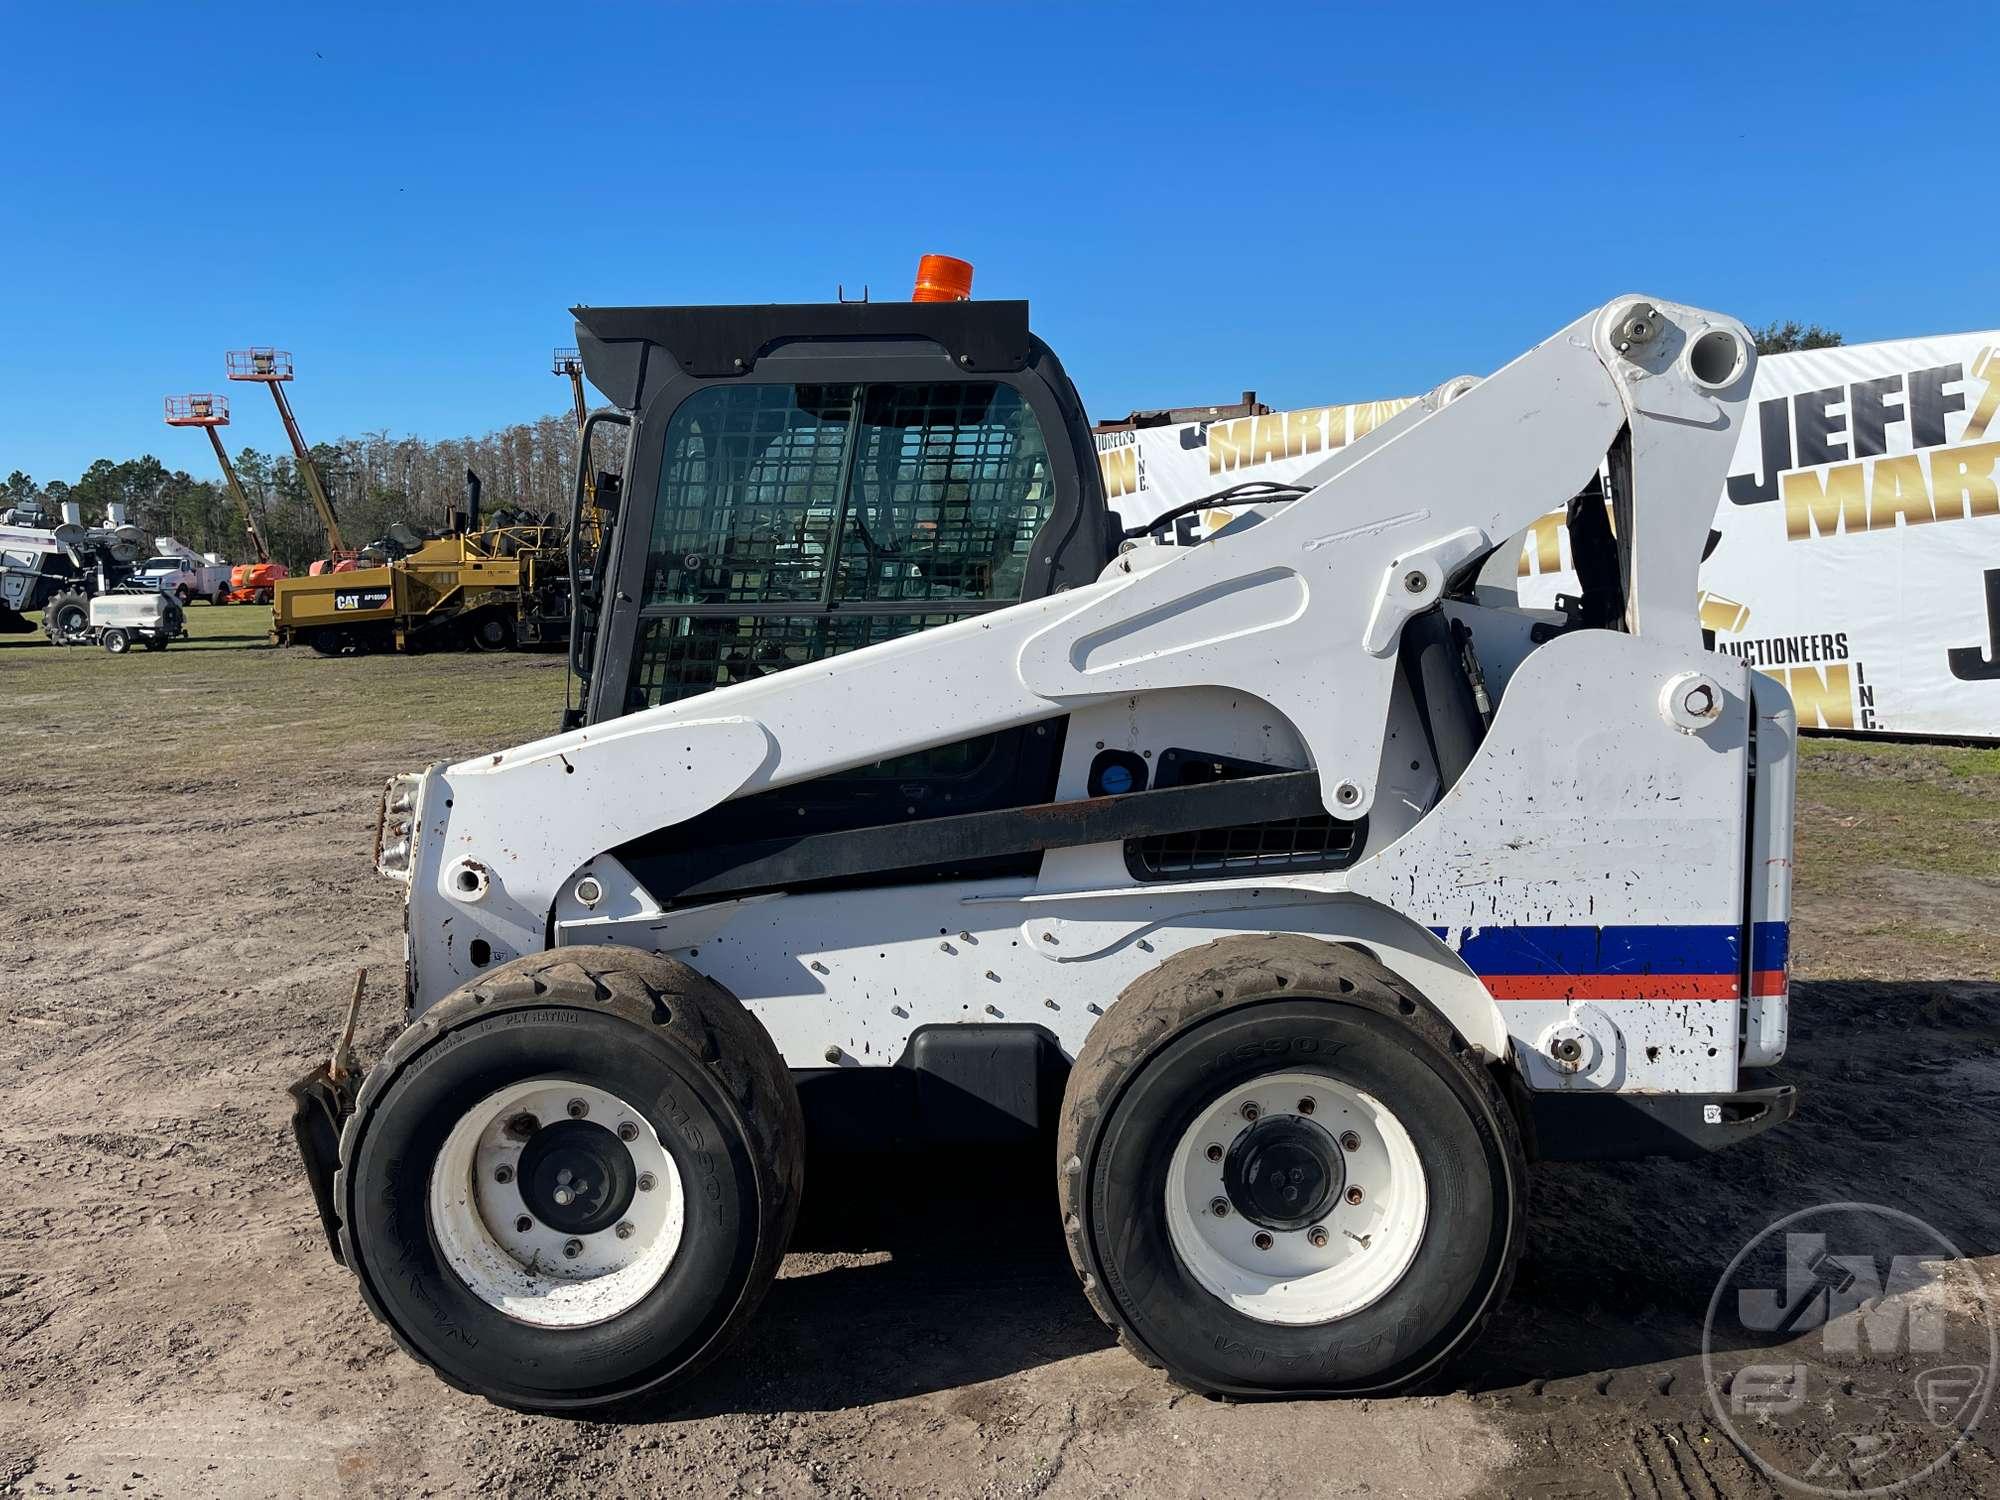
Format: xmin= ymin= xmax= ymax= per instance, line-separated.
xmin=835 ymin=383 xmax=1052 ymax=604
xmin=627 ymin=379 xmax=1055 ymax=715
xmin=642 ymin=383 xmax=855 ymax=607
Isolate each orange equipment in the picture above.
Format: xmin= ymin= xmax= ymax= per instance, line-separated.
xmin=227 ymin=560 xmax=290 ymax=605
xmin=911 ymin=254 xmax=974 ymax=302
xmin=227 ymin=347 xmax=353 ymax=571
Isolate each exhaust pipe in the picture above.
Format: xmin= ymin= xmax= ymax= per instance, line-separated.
xmin=464 ymin=469 xmax=482 ymax=533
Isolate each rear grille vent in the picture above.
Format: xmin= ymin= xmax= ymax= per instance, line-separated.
xmin=1127 ymin=816 xmax=1362 ymax=879
xmin=1125 ymin=749 xmax=1364 ymax=881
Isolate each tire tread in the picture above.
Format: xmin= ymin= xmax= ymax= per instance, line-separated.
xmin=334 ymin=945 xmax=804 ymax=1412
xmin=1055 ymin=933 xmax=1525 ymax=1398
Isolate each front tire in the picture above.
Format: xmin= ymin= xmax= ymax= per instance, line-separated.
xmin=102 ymin=628 xmax=130 ymax=654
xmin=1057 ymin=935 xmax=1524 ymax=1397
xmin=335 ymin=947 xmax=803 ymax=1412
xmin=309 ymin=626 xmax=369 ymax=657
xmin=470 ymin=612 xmax=514 ymax=652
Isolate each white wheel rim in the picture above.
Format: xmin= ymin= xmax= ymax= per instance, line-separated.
xmin=428 ymin=1078 xmax=684 ymax=1328
xmin=1165 ymin=1070 xmax=1428 ymax=1326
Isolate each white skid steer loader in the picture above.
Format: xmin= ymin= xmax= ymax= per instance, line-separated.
xmin=291 ymin=289 xmax=1796 ymax=1412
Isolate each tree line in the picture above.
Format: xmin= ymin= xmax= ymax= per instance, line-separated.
xmin=3 ymin=411 xmax=594 ymax=570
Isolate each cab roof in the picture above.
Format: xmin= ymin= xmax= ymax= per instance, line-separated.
xmin=571 ymin=300 xmax=1035 ymax=408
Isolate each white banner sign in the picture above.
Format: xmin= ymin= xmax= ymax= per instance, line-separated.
xmin=1096 ymin=333 xmax=2000 ymax=740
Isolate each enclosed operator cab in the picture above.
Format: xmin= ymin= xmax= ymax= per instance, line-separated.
xmin=558 ymin=299 xmax=1121 ymax=862
xmin=567 ymin=299 xmax=1117 ymax=725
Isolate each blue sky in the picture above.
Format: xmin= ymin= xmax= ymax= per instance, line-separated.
xmin=2 ymin=1 xmax=1992 ymax=485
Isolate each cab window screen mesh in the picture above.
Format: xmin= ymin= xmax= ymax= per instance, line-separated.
xmin=628 ymin=379 xmax=1056 ymax=716
xmin=642 ymin=383 xmax=852 ymax=607
xmin=836 ymin=384 xmax=1051 ymax=604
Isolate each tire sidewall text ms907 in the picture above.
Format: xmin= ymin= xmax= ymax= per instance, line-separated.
xmin=335 ymin=949 xmax=803 ymax=1412
xmin=1059 ymin=935 xmax=1524 ymax=1397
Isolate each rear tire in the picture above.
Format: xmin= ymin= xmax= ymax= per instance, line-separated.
xmin=143 ymin=635 xmax=168 ymax=652
xmin=213 ymin=589 xmax=230 ymax=607
xmin=1057 ymin=935 xmax=1524 ymax=1397
xmin=336 ymin=947 xmax=805 ymax=1412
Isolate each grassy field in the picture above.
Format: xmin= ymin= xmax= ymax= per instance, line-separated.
xmin=0 ymin=602 xmax=567 ymax=776
xmin=5 ymin=602 xmax=1994 ymax=981
xmin=1795 ymin=735 xmax=2000 ymax=879
xmin=1792 ymin=735 xmax=2000 ymax=980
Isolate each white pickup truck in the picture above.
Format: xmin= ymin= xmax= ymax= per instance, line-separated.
xmin=136 ymin=541 xmax=232 ymax=605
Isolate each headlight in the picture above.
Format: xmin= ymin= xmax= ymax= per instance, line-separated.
xmin=374 ymin=772 xmax=423 ymax=881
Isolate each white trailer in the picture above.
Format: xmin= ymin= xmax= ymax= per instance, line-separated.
xmin=83 ymin=588 xmax=185 ymax=652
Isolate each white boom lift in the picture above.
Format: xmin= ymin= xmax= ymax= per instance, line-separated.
xmin=292 ymin=286 xmax=1796 ymax=1412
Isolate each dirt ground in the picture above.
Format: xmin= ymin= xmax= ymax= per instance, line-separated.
xmin=4 ymin=609 xmax=1999 ymax=1499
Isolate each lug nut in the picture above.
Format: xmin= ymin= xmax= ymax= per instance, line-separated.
xmin=1205 ymin=1143 xmax=1224 ymax=1163
xmin=1239 ymin=1101 xmax=1260 ymax=1123
xmin=617 ymin=1121 xmax=639 ymax=1142
xmin=637 ymin=1173 xmax=656 ymax=1192
xmin=1308 ymin=1225 xmax=1330 ymax=1248
xmin=1346 ymin=1186 xmax=1365 ymax=1205
xmin=493 ymin=1164 xmax=514 ymax=1184
xmin=1297 ymin=1097 xmax=1316 ymax=1116
xmin=614 ymin=1222 xmax=634 ymax=1240
xmin=505 ymin=1112 xmax=539 ymax=1139
xmin=566 ymin=1098 xmax=588 ymax=1119
xmin=514 ymin=1214 xmax=533 ymax=1233
xmin=1210 ymin=1197 xmax=1230 ymax=1218
xmin=1340 ymin=1131 xmax=1361 ymax=1152
xmin=1253 ymin=1231 xmax=1274 ymax=1251
xmin=562 ymin=1239 xmax=584 ymax=1260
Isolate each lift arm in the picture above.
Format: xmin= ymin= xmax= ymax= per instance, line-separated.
xmin=263 ymin=381 xmax=345 ymax=556
xmin=205 ymin=426 xmax=270 ymax=564
xmin=554 ymin=349 xmax=597 ymax=503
